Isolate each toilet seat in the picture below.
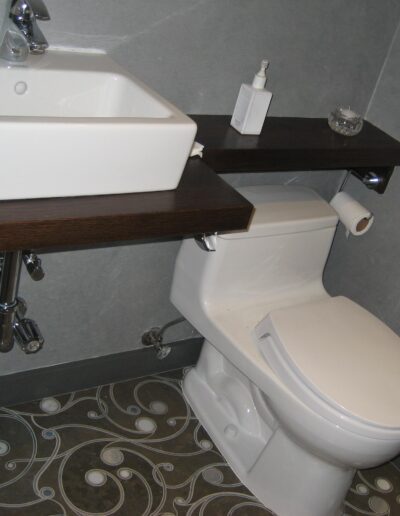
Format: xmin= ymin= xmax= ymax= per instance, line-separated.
xmin=254 ymin=296 xmax=400 ymax=437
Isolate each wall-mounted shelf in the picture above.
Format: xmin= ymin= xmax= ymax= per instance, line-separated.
xmin=0 ymin=159 xmax=253 ymax=251
xmin=192 ymin=115 xmax=400 ymax=193
xmin=1 ymin=114 xmax=399 ymax=252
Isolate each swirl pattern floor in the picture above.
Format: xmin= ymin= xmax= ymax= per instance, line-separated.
xmin=0 ymin=368 xmax=398 ymax=515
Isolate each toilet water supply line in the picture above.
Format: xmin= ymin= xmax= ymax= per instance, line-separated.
xmin=141 ymin=316 xmax=186 ymax=359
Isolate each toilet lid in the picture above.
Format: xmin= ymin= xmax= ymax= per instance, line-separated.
xmin=255 ymin=296 xmax=400 ymax=428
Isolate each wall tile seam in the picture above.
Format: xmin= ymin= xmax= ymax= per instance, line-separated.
xmin=365 ymin=16 xmax=400 ymax=120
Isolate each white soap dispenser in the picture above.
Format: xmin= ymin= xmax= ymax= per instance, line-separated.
xmin=230 ymin=60 xmax=273 ymax=135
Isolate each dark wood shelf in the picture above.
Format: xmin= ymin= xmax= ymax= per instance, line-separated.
xmin=0 ymin=159 xmax=253 ymax=251
xmin=2 ymin=114 xmax=399 ymax=252
xmin=192 ymin=115 xmax=400 ymax=192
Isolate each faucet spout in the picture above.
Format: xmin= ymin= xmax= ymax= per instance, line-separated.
xmin=17 ymin=15 xmax=48 ymax=54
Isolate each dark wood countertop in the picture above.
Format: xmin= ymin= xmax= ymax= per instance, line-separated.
xmin=0 ymin=159 xmax=253 ymax=251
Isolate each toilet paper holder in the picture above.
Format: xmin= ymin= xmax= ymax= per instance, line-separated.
xmin=350 ymin=167 xmax=394 ymax=194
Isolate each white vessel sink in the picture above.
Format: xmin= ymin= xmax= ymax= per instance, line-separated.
xmin=0 ymin=50 xmax=196 ymax=200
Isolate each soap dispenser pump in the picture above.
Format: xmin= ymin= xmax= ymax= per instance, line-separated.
xmin=230 ymin=60 xmax=273 ymax=135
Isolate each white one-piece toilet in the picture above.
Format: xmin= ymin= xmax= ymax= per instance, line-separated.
xmin=170 ymin=185 xmax=400 ymax=516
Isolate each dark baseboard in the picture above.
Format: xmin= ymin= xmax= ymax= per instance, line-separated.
xmin=0 ymin=338 xmax=203 ymax=407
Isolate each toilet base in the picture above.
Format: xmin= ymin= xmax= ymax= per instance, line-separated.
xmin=183 ymin=341 xmax=354 ymax=516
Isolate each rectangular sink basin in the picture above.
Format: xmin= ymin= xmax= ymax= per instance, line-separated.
xmin=0 ymin=50 xmax=197 ymax=200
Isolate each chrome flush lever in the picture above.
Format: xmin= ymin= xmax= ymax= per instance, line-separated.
xmin=195 ymin=233 xmax=217 ymax=252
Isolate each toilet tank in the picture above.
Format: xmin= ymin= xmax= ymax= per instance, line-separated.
xmin=171 ymin=185 xmax=338 ymax=315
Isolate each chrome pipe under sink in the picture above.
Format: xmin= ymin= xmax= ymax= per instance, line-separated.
xmin=0 ymin=250 xmax=44 ymax=353
xmin=0 ymin=251 xmax=22 ymax=352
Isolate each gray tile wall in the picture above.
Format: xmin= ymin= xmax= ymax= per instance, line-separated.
xmin=2 ymin=1 xmax=400 ymax=373
xmin=324 ymin=23 xmax=400 ymax=333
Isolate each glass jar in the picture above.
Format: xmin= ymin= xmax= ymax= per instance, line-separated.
xmin=328 ymin=107 xmax=363 ymax=136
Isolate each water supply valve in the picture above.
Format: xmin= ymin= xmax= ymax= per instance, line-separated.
xmin=13 ymin=313 xmax=44 ymax=353
xmin=141 ymin=316 xmax=187 ymax=360
xmin=23 ymin=251 xmax=44 ymax=281
xmin=141 ymin=327 xmax=171 ymax=359
xmin=0 ymin=251 xmax=45 ymax=354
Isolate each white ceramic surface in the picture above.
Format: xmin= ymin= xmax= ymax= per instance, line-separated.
xmin=0 ymin=50 xmax=196 ymax=199
xmin=255 ymin=295 xmax=400 ymax=428
xmin=171 ymin=185 xmax=400 ymax=516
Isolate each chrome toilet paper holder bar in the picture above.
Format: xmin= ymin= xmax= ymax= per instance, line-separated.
xmin=350 ymin=167 xmax=394 ymax=194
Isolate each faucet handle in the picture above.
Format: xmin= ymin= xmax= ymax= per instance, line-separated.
xmin=22 ymin=251 xmax=44 ymax=281
xmin=10 ymin=0 xmax=50 ymax=22
xmin=29 ymin=0 xmax=50 ymax=20
xmin=0 ymin=29 xmax=29 ymax=61
xmin=14 ymin=315 xmax=44 ymax=353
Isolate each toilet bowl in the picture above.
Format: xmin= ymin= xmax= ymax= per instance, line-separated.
xmin=170 ymin=185 xmax=400 ymax=516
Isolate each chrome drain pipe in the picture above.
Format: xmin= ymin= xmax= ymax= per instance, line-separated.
xmin=0 ymin=250 xmax=44 ymax=353
xmin=0 ymin=251 xmax=23 ymax=352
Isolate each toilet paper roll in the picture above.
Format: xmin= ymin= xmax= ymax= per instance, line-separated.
xmin=330 ymin=191 xmax=374 ymax=236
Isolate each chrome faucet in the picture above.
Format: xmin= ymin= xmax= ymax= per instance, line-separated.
xmin=0 ymin=0 xmax=50 ymax=62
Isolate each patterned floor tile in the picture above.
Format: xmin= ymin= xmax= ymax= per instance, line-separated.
xmin=0 ymin=368 xmax=397 ymax=515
